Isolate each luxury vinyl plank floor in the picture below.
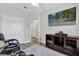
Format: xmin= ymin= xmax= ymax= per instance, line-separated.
xmin=23 ymin=44 xmax=67 ymax=56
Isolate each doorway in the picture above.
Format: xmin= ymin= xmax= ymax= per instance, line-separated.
xmin=30 ymin=19 xmax=40 ymax=44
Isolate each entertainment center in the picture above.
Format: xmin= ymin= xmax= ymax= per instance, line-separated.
xmin=46 ymin=34 xmax=79 ymax=56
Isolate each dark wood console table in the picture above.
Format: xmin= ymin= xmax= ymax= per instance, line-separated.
xmin=46 ymin=34 xmax=79 ymax=56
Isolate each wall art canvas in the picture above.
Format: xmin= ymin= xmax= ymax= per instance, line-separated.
xmin=48 ymin=7 xmax=76 ymax=26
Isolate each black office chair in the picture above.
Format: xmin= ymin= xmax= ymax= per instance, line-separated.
xmin=0 ymin=33 xmax=27 ymax=56
xmin=5 ymin=39 xmax=20 ymax=50
xmin=2 ymin=39 xmax=20 ymax=55
xmin=0 ymin=33 xmax=20 ymax=55
xmin=0 ymin=33 xmax=5 ymax=41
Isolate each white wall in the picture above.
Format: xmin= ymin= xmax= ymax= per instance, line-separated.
xmin=40 ymin=3 xmax=79 ymax=44
xmin=0 ymin=4 xmax=33 ymax=44
xmin=0 ymin=13 xmax=31 ymax=44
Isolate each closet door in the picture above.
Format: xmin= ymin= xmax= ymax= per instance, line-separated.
xmin=1 ymin=14 xmax=25 ymax=44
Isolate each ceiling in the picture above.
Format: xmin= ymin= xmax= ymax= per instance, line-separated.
xmin=7 ymin=3 xmax=61 ymax=18
xmin=9 ymin=3 xmax=61 ymax=12
xmin=0 ymin=3 xmax=61 ymax=20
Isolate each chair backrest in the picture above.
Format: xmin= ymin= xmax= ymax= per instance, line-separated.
xmin=0 ymin=33 xmax=5 ymax=41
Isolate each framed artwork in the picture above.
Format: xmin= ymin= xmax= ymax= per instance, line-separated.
xmin=48 ymin=7 xmax=76 ymax=26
